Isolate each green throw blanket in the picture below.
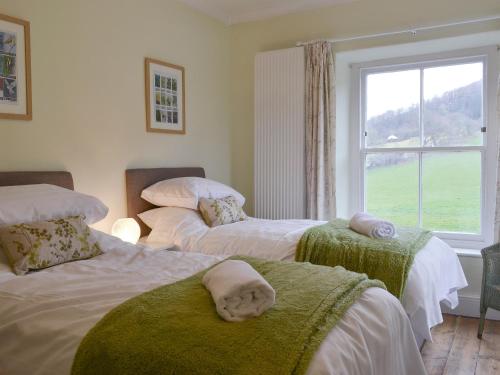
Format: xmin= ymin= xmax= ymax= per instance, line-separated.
xmin=72 ymin=256 xmax=384 ymax=375
xmin=296 ymin=219 xmax=432 ymax=299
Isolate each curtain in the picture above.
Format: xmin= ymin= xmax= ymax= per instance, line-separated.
xmin=305 ymin=41 xmax=336 ymax=220
xmin=495 ymin=74 xmax=500 ymax=241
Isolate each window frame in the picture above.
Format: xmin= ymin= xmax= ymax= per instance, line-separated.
xmin=350 ymin=46 xmax=498 ymax=249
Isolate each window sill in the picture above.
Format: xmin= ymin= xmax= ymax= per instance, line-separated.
xmin=453 ymin=248 xmax=482 ymax=258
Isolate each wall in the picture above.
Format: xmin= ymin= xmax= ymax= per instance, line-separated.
xmin=229 ymin=0 xmax=500 ymax=316
xmin=335 ymin=31 xmax=500 ymax=319
xmin=230 ymin=0 xmax=500 ymax=215
xmin=1 ymin=0 xmax=499 ymax=315
xmin=0 ymin=0 xmax=232 ymax=232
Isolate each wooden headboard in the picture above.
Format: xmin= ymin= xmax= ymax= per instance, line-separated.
xmin=125 ymin=167 xmax=205 ymax=236
xmin=0 ymin=171 xmax=74 ymax=190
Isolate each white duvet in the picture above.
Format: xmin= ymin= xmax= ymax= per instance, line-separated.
xmin=145 ymin=208 xmax=469 ymax=343
xmin=0 ymin=230 xmax=426 ymax=375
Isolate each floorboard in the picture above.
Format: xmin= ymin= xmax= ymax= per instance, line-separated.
xmin=422 ymin=315 xmax=500 ymax=375
xmin=421 ymin=315 xmax=457 ymax=375
xmin=478 ymin=319 xmax=500 ymax=360
xmin=475 ymin=358 xmax=500 ymax=375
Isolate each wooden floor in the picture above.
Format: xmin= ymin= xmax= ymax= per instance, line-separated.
xmin=422 ymin=315 xmax=500 ymax=375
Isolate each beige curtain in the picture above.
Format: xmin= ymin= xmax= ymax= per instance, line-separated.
xmin=305 ymin=41 xmax=336 ymax=220
xmin=495 ymin=74 xmax=500 ymax=241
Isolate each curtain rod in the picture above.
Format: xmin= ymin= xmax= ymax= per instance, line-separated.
xmin=296 ymin=14 xmax=500 ymax=46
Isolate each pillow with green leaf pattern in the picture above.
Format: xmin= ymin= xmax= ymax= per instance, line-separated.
xmin=0 ymin=216 xmax=102 ymax=275
xmin=198 ymin=196 xmax=247 ymax=227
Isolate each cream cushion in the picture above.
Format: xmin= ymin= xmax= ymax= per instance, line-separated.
xmin=0 ymin=216 xmax=102 ymax=275
xmin=198 ymin=196 xmax=247 ymax=227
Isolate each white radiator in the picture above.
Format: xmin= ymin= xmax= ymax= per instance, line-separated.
xmin=254 ymin=47 xmax=306 ymax=219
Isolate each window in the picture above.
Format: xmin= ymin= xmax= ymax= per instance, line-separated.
xmin=353 ymin=48 xmax=498 ymax=248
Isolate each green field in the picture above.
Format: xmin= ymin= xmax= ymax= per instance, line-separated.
xmin=366 ymin=152 xmax=481 ymax=233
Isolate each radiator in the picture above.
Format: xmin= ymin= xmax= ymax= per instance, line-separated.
xmin=254 ymin=47 xmax=306 ymax=219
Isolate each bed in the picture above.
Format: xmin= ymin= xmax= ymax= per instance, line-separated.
xmin=127 ymin=167 xmax=469 ymax=346
xmin=0 ymin=171 xmax=426 ymax=375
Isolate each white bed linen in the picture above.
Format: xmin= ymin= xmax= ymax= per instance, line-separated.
xmin=146 ymin=210 xmax=468 ymax=342
xmin=0 ymin=230 xmax=425 ymax=375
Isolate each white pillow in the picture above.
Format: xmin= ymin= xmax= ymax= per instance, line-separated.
xmin=138 ymin=207 xmax=166 ymax=229
xmin=138 ymin=206 xmax=204 ymax=229
xmin=141 ymin=177 xmax=245 ymax=210
xmin=143 ymin=207 xmax=209 ymax=247
xmin=0 ymin=184 xmax=108 ymax=226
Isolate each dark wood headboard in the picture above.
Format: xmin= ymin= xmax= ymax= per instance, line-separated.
xmin=0 ymin=171 xmax=74 ymax=190
xmin=125 ymin=167 xmax=205 ymax=236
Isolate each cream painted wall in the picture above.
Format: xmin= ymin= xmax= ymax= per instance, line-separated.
xmin=0 ymin=0 xmax=499 ymax=313
xmin=335 ymin=31 xmax=500 ymax=313
xmin=0 ymin=0 xmax=231 ymax=232
xmin=228 ymin=0 xmax=500 ymax=311
xmin=230 ymin=0 xmax=500 ymax=214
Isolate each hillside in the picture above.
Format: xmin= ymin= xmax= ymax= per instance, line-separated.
xmin=366 ymin=81 xmax=482 ymax=147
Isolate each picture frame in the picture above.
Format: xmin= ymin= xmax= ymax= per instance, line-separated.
xmin=0 ymin=13 xmax=31 ymax=121
xmin=145 ymin=57 xmax=185 ymax=134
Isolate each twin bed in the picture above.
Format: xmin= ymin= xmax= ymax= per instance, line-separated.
xmin=0 ymin=169 xmax=465 ymax=374
xmin=128 ymin=167 xmax=468 ymax=347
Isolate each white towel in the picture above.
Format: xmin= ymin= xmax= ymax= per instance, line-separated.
xmin=202 ymin=260 xmax=275 ymax=322
xmin=349 ymin=212 xmax=396 ymax=239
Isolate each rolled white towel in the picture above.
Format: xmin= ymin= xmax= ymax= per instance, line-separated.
xmin=349 ymin=212 xmax=396 ymax=239
xmin=202 ymin=260 xmax=275 ymax=322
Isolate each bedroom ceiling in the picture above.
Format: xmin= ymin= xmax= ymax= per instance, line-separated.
xmin=179 ymin=0 xmax=359 ymax=25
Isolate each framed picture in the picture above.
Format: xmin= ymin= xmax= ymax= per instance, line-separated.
xmin=145 ymin=58 xmax=185 ymax=134
xmin=0 ymin=13 xmax=31 ymax=120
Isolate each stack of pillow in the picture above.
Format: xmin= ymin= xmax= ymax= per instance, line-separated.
xmin=139 ymin=177 xmax=247 ymax=228
xmin=0 ymin=184 xmax=108 ymax=275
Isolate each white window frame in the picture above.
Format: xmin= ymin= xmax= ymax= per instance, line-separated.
xmin=350 ymin=46 xmax=498 ymax=250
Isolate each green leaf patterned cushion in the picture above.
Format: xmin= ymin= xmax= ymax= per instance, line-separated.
xmin=198 ymin=196 xmax=247 ymax=227
xmin=0 ymin=216 xmax=102 ymax=275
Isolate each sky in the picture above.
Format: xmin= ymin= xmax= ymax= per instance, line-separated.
xmin=366 ymin=62 xmax=483 ymax=118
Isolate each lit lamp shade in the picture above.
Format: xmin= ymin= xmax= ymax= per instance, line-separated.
xmin=111 ymin=218 xmax=141 ymax=244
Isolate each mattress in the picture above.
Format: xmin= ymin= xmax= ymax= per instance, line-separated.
xmin=0 ymin=229 xmax=426 ymax=375
xmin=145 ymin=212 xmax=468 ymax=342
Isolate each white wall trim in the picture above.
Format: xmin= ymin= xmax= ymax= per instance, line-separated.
xmin=455 ymin=248 xmax=482 ymax=258
xmin=442 ymin=295 xmax=500 ymax=320
xmin=177 ymin=0 xmax=232 ymax=24
xmin=349 ymin=45 xmax=498 ymax=249
xmin=178 ymin=0 xmax=355 ymax=25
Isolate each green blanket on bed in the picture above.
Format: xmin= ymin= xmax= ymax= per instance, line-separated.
xmin=296 ymin=219 xmax=432 ymax=299
xmin=71 ymin=256 xmax=384 ymax=375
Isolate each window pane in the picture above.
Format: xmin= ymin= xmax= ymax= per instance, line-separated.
xmin=422 ymin=152 xmax=481 ymax=233
xmin=423 ymin=62 xmax=483 ymax=147
xmin=366 ymin=70 xmax=420 ymax=148
xmin=365 ymin=153 xmax=419 ymax=226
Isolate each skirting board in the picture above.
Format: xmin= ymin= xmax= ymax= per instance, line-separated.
xmin=441 ymin=295 xmax=500 ymax=320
